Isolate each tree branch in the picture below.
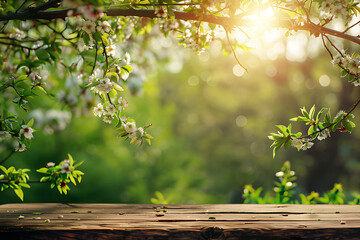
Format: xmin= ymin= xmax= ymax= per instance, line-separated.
xmin=0 ymin=7 xmax=359 ymax=46
xmin=0 ymin=180 xmax=50 ymax=184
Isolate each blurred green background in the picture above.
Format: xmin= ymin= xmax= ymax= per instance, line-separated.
xmin=1 ymin=30 xmax=360 ymax=204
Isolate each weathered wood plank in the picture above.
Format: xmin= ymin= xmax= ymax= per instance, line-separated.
xmin=0 ymin=204 xmax=359 ymax=239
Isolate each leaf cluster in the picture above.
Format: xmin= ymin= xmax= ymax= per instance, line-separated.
xmin=37 ymin=154 xmax=84 ymax=195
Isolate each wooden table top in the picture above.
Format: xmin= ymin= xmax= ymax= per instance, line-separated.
xmin=1 ymin=203 xmax=360 ymax=239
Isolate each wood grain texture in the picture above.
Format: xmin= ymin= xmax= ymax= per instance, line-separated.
xmin=0 ymin=204 xmax=359 ymax=239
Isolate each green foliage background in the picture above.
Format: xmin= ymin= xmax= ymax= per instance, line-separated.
xmin=1 ymin=33 xmax=360 ymax=204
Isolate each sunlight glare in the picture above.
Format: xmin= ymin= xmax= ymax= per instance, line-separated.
xmin=246 ymin=7 xmax=275 ymax=33
xmin=286 ymin=34 xmax=308 ymax=62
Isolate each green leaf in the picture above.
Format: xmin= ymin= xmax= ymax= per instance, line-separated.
xmin=33 ymin=86 xmax=47 ymax=95
xmin=37 ymin=168 xmax=48 ymax=174
xmin=0 ymin=165 xmax=8 ymax=174
xmin=108 ymin=88 xmax=117 ymax=98
xmin=73 ymin=161 xmax=84 ymax=168
xmin=83 ymin=33 xmax=90 ymax=45
xmin=16 ymin=75 xmax=28 ymax=81
xmin=308 ymin=125 xmax=316 ymax=135
xmin=273 ymin=144 xmax=282 ymax=158
xmin=69 ymin=174 xmax=76 ymax=186
xmin=325 ymin=109 xmax=331 ymax=123
xmin=18 ymin=183 xmax=30 ymax=188
xmin=92 ymin=32 xmax=102 ymax=42
xmin=35 ymin=49 xmax=50 ymax=61
xmin=309 ymin=105 xmax=315 ymax=120
xmin=121 ymin=65 xmax=133 ymax=73
xmin=301 ymin=107 xmax=310 ymax=119
xmin=290 ymin=116 xmax=308 ymax=122
xmin=27 ymin=118 xmax=34 ymax=127
xmin=40 ymin=176 xmax=50 ymax=182
xmin=276 ymin=125 xmax=287 ymax=134
xmin=113 ymin=83 xmax=124 ymax=91
xmin=316 ymin=108 xmax=326 ymax=122
xmin=14 ymin=188 xmax=24 ymax=201
xmin=284 ymin=139 xmax=292 ymax=150
xmin=68 ymin=154 xmax=74 ymax=166
xmin=86 ymin=81 xmax=100 ymax=88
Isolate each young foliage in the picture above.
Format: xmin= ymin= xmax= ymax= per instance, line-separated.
xmin=242 ymin=161 xmax=360 ymax=205
xmin=37 ymin=154 xmax=84 ymax=195
xmin=269 ymin=105 xmax=356 ymax=157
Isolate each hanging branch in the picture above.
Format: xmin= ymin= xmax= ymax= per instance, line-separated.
xmin=0 ymin=150 xmax=16 ymax=165
xmin=225 ymin=28 xmax=248 ymax=72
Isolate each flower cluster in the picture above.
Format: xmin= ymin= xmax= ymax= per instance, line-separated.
xmin=291 ymin=138 xmax=314 ymax=150
xmin=320 ymin=0 xmax=352 ymax=22
xmin=60 ymin=159 xmax=71 ymax=174
xmin=93 ymin=101 xmax=122 ymax=121
xmin=75 ymin=17 xmax=96 ymax=34
xmin=317 ymin=128 xmax=331 ymax=141
xmin=9 ymin=28 xmax=26 ymax=40
xmin=38 ymin=154 xmax=84 ymax=195
xmin=332 ymin=51 xmax=360 ymax=86
xmin=0 ymin=122 xmax=35 ymax=153
xmin=91 ymin=78 xmax=114 ymax=93
xmin=177 ymin=20 xmax=216 ymax=54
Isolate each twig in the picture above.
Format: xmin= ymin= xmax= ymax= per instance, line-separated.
xmin=344 ymin=97 xmax=360 ymax=119
xmin=0 ymin=180 xmax=51 ymax=184
xmin=0 ymin=40 xmax=38 ymax=50
xmin=235 ymin=26 xmax=250 ymax=39
xmin=100 ymin=38 xmax=109 ymax=77
xmin=321 ymin=34 xmax=333 ymax=59
xmin=0 ymin=150 xmax=15 ymax=165
xmin=343 ymin=20 xmax=360 ymax=33
xmin=322 ymin=34 xmax=343 ymax=56
xmin=90 ymin=41 xmax=98 ymax=76
xmin=11 ymin=85 xmax=25 ymax=99
xmin=16 ymin=0 xmax=29 ymax=13
xmin=107 ymin=93 xmax=113 ymax=105
xmin=224 ymin=28 xmax=248 ymax=73
xmin=296 ymin=0 xmax=310 ymax=19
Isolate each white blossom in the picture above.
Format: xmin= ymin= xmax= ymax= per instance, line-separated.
xmin=9 ymin=28 xmax=26 ymax=40
xmin=60 ymin=162 xmax=71 ymax=174
xmin=105 ymin=44 xmax=117 ymax=57
xmin=291 ymin=139 xmax=303 ymax=149
xmin=136 ymin=127 xmax=144 ymax=138
xmin=286 ymin=182 xmax=293 ymax=187
xmin=92 ymin=78 xmax=114 ymax=93
xmin=155 ymin=8 xmax=168 ymax=18
xmin=93 ymin=103 xmax=105 ymax=117
xmin=47 ymin=162 xmax=55 ymax=168
xmin=76 ymin=18 xmax=96 ymax=34
xmin=124 ymin=122 xmax=136 ymax=133
xmin=97 ymin=21 xmax=111 ymax=34
xmin=20 ymin=125 xmax=34 ymax=139
xmin=106 ymin=104 xmax=117 ymax=116
xmin=320 ymin=0 xmax=351 ymax=21
xmin=317 ymin=128 xmax=330 ymax=141
xmin=300 ymin=141 xmax=314 ymax=150
xmin=275 ymin=171 xmax=284 ymax=177
xmin=118 ymin=97 xmax=128 ymax=110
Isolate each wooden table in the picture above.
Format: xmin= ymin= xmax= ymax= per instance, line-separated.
xmin=0 ymin=204 xmax=360 ymax=239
